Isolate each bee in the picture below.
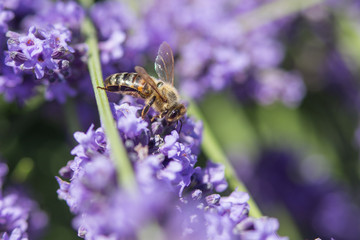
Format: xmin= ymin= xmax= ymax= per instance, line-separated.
xmin=98 ymin=42 xmax=186 ymax=123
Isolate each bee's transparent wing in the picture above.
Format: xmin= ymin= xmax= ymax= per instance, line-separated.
xmin=155 ymin=42 xmax=174 ymax=85
xmin=135 ymin=66 xmax=167 ymax=102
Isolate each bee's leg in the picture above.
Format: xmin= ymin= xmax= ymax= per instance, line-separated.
xmin=151 ymin=112 xmax=166 ymax=122
xmin=151 ymin=115 xmax=160 ymax=122
xmin=142 ymin=96 xmax=156 ymax=119
xmin=97 ymin=86 xmax=115 ymax=92
xmin=151 ymin=110 xmax=168 ymax=122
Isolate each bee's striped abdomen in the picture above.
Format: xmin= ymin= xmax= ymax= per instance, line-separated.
xmin=104 ymin=72 xmax=153 ymax=98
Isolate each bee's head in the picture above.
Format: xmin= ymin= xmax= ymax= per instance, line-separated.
xmin=165 ymin=104 xmax=186 ymax=122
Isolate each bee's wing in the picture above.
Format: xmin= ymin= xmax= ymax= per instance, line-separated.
xmin=155 ymin=42 xmax=174 ymax=86
xmin=135 ymin=66 xmax=167 ymax=102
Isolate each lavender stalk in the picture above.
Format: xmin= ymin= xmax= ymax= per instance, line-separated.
xmin=81 ymin=18 xmax=136 ymax=190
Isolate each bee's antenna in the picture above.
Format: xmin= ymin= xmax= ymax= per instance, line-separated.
xmin=178 ymin=119 xmax=183 ymax=133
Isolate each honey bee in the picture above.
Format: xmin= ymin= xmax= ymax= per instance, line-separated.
xmin=98 ymin=42 xmax=186 ymax=123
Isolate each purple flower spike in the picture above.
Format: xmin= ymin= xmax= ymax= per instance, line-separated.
xmin=0 ymin=0 xmax=88 ymax=104
xmin=6 ymin=25 xmax=73 ymax=80
xmin=1 ymin=17 xmax=84 ymax=103
xmin=57 ymin=97 xmax=287 ymax=239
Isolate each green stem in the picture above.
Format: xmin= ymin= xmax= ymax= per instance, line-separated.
xmin=238 ymin=0 xmax=326 ymax=33
xmin=187 ymin=101 xmax=262 ymax=218
xmin=81 ymin=18 xmax=136 ymax=191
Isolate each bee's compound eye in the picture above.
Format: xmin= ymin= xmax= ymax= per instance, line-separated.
xmin=169 ymin=109 xmax=179 ymax=119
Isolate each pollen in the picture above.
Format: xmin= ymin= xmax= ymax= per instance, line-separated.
xmin=26 ymin=39 xmax=34 ymax=46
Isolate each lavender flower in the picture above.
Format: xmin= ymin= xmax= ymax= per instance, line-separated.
xmin=0 ymin=0 xmax=87 ymax=103
xmin=2 ymin=24 xmax=78 ymax=103
xmin=57 ymin=97 xmax=287 ymax=239
xmin=0 ymin=162 xmax=48 ymax=240
xmin=5 ymin=25 xmax=73 ymax=79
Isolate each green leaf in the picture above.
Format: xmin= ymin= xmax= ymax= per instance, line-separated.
xmin=81 ymin=18 xmax=136 ymax=191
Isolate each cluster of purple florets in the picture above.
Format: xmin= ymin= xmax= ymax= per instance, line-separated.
xmin=0 ymin=162 xmax=48 ymax=240
xmin=5 ymin=25 xmax=74 ymax=80
xmin=0 ymin=0 xmax=85 ymax=103
xmin=57 ymin=96 xmax=287 ymax=240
